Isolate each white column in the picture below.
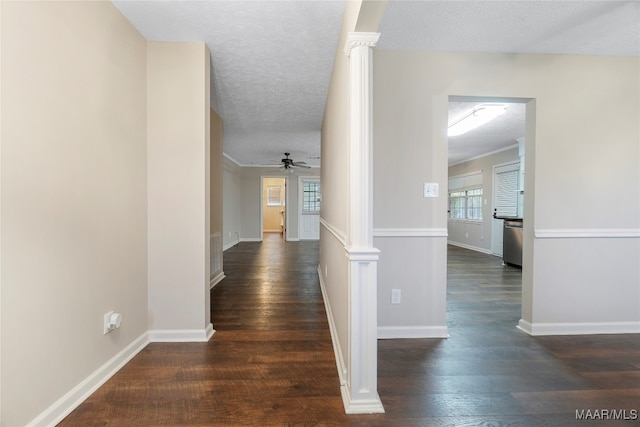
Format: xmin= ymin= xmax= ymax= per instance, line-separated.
xmin=342 ymin=32 xmax=384 ymax=414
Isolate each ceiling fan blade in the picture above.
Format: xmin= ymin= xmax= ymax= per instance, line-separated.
xmin=293 ymin=163 xmax=311 ymax=168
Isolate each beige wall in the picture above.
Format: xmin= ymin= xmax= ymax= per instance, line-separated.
xmin=374 ymin=49 xmax=639 ymax=333
xmin=1 ymin=2 xmax=148 ymax=425
xmin=147 ymin=41 xmax=211 ymax=333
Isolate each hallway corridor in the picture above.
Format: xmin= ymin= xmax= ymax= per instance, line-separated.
xmin=59 ymin=239 xmax=639 ymax=426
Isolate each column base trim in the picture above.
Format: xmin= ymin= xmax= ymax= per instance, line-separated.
xmin=341 ymin=386 xmax=385 ymax=414
xmin=378 ymin=325 xmax=450 ymax=339
xmin=149 ymin=323 xmax=215 ymax=342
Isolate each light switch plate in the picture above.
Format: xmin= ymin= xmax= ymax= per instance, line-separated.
xmin=424 ymin=182 xmax=439 ymax=198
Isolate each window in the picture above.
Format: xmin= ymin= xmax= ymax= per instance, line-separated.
xmin=302 ymin=181 xmax=321 ymax=213
xmin=448 ymin=171 xmax=483 ymax=221
xmin=465 ymin=188 xmax=483 ymax=220
xmin=449 ymin=188 xmax=483 ymax=221
xmin=267 ymin=186 xmax=282 ymax=206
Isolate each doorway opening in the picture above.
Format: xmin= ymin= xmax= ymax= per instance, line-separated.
xmin=446 ymin=96 xmax=533 ymax=333
xmin=261 ymin=177 xmax=287 ymax=240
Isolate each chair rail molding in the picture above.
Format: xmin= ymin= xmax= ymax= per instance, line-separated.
xmin=373 ymin=228 xmax=448 ymax=238
xmin=534 ymin=228 xmax=640 ymax=238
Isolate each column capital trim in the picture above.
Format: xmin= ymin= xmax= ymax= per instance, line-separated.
xmin=344 ymin=32 xmax=380 ymax=57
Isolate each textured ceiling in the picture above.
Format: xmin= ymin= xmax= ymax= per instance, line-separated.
xmin=377 ymin=0 xmax=640 ymax=56
xmin=113 ymin=0 xmax=639 ymax=167
xmin=448 ymin=101 xmax=526 ymax=166
xmin=112 ymin=0 xmax=345 ymax=167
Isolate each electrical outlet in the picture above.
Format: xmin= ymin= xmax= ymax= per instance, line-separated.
xmin=104 ymin=311 xmax=122 ymax=334
xmin=391 ymin=289 xmax=401 ymax=304
xmin=104 ymin=311 xmax=114 ymax=334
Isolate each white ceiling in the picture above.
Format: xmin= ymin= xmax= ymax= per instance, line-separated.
xmin=448 ymin=101 xmax=526 ymax=166
xmin=112 ymin=0 xmax=639 ymax=167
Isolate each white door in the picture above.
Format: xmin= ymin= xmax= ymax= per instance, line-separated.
xmin=492 ymin=161 xmax=520 ymax=256
xmin=299 ymin=178 xmax=320 ymax=240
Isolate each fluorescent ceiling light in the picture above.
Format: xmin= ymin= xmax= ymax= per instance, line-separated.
xmin=448 ymin=104 xmax=507 ymax=136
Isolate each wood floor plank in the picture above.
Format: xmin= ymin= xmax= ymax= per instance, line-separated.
xmin=59 ymin=239 xmax=640 ymax=426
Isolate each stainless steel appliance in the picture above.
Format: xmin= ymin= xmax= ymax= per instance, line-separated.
xmin=503 ymin=219 xmax=523 ymax=267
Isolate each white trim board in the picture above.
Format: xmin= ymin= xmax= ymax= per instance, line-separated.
xmin=240 ymin=237 xmax=262 ymax=243
xmin=517 ymin=319 xmax=640 ymax=336
xmin=223 ymin=240 xmax=239 ymax=251
xmin=378 ymin=326 xmax=450 ymax=339
xmin=210 ymin=271 xmax=225 ymax=289
xmin=535 ymin=229 xmax=640 ymax=239
xmin=373 ymin=228 xmax=448 ymax=238
xmin=320 ymin=217 xmax=347 ymax=246
xmin=26 ymin=332 xmax=150 ymax=427
xmin=447 ymin=240 xmax=493 ymax=255
xmin=148 ymin=323 xmax=215 ymax=342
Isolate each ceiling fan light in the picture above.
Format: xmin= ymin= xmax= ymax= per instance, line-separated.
xmin=279 ymin=165 xmax=294 ymax=174
xmin=448 ymin=104 xmax=506 ymax=136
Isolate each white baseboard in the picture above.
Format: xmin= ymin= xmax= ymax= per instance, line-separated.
xmin=27 ymin=332 xmax=150 ymax=427
xmin=518 ymin=319 xmax=640 ymax=336
xmin=447 ymin=240 xmax=492 ymax=255
xmin=378 ymin=325 xmax=450 ymax=339
xmin=224 ymin=237 xmax=262 ymax=251
xmin=317 ymin=265 xmax=347 ymax=386
xmin=149 ymin=323 xmax=215 ymax=342
xmin=223 ymin=240 xmax=238 ymax=251
xmin=210 ymin=271 xmax=225 ymax=289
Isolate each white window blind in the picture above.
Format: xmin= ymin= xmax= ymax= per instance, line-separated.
xmin=448 ymin=171 xmax=483 ymax=192
xmin=494 ymin=163 xmax=520 ymax=217
xmin=267 ymin=186 xmax=282 ymax=206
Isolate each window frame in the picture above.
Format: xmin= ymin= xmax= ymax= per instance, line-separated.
xmin=448 ymin=187 xmax=484 ymax=222
xmin=301 ymin=180 xmax=321 ymax=214
xmin=448 ymin=171 xmax=484 ymax=223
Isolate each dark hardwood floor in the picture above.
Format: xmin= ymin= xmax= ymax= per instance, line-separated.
xmin=59 ymin=235 xmax=640 ymax=426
